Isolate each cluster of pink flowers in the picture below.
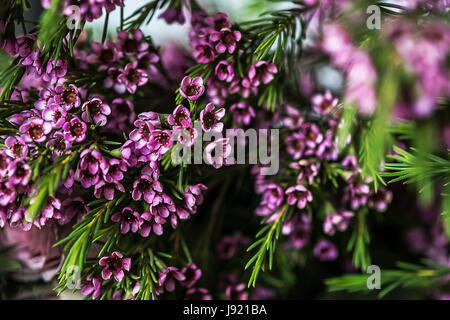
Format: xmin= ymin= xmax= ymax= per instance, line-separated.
xmin=41 ymin=0 xmax=124 ymax=22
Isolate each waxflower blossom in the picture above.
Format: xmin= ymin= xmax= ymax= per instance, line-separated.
xmin=108 ymin=98 xmax=136 ymax=132
xmin=314 ymin=240 xmax=338 ymax=261
xmin=99 ymin=251 xmax=131 ymax=282
xmin=150 ymin=193 xmax=176 ymax=219
xmin=132 ymin=175 xmax=163 ymax=203
xmin=111 ymin=207 xmax=142 ymax=234
xmin=323 ymin=211 xmax=354 ymax=235
xmin=148 ymin=129 xmax=173 ymax=161
xmin=284 ymin=213 xmax=311 ymax=249
xmin=47 ymin=132 xmax=72 ymax=157
xmin=79 ymin=149 xmax=105 ymax=176
xmin=301 ymin=123 xmax=324 ymax=150
xmin=289 ymin=160 xmax=319 ymax=185
xmin=205 ymin=12 xmax=232 ymax=31
xmin=5 ymin=136 xmax=28 ymax=159
xmin=159 ymin=8 xmax=185 ymax=24
xmin=117 ymin=29 xmax=149 ymax=56
xmin=185 ymin=184 xmax=207 ymax=213
xmin=101 ymin=159 xmax=127 ymax=183
xmin=248 ymin=61 xmax=278 ymax=86
xmin=226 ymin=284 xmax=248 ymax=300
xmin=81 ymin=276 xmax=102 ymax=300
xmin=193 ymin=41 xmax=216 ymax=63
xmin=180 ymin=263 xmax=202 ymax=288
xmin=42 ymin=58 xmax=68 ymax=83
xmin=117 ymin=61 xmax=149 ymax=94
xmin=312 ymin=90 xmax=339 ymax=115
xmin=282 ymin=105 xmax=304 ymax=130
xmin=140 ymin=212 xmax=164 ymax=237
xmin=94 ymin=180 xmax=125 ymax=200
xmin=286 ymin=185 xmax=313 ymax=209
xmin=230 ymin=102 xmax=255 ymax=125
xmin=204 ymin=138 xmax=235 ymax=169
xmin=0 ymin=180 xmax=16 ymax=206
xmin=87 ymin=41 xmax=118 ymax=69
xmin=54 ymin=84 xmax=81 ymax=110
xmin=8 ymin=159 xmax=31 ymax=186
xmin=217 ymin=233 xmax=249 ymax=259
xmin=285 ymin=132 xmax=306 ymax=160
xmin=210 ymin=28 xmax=241 ymax=54
xmin=368 ymin=187 xmax=393 ymax=212
xmin=63 ymin=116 xmax=87 ymax=142
xmin=215 ymin=60 xmax=234 ymax=82
xmin=168 ymin=105 xmax=191 ymax=127
xmin=42 ymin=103 xmax=67 ymax=128
xmin=200 ymin=103 xmax=225 ymax=132
xmin=173 ymin=125 xmax=198 ymax=147
xmin=19 ymin=117 xmax=51 ymax=143
xmin=180 ymin=76 xmax=205 ymax=101
xmin=159 ymin=267 xmax=186 ymax=292
xmin=61 ymin=197 xmax=89 ymax=224
xmin=81 ymin=98 xmax=111 ymax=126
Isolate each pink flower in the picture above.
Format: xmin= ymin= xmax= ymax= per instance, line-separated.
xmin=81 ymin=276 xmax=102 ymax=299
xmin=19 ymin=117 xmax=51 ymax=143
xmin=210 ymin=28 xmax=241 ymax=54
xmin=168 ymin=105 xmax=191 ymax=127
xmin=111 ymin=207 xmax=142 ymax=234
xmin=204 ymin=138 xmax=235 ymax=169
xmin=215 ymin=60 xmax=234 ymax=82
xmin=63 ymin=116 xmax=87 ymax=143
xmin=117 ymin=61 xmax=149 ymax=94
xmin=248 ymin=61 xmax=278 ymax=86
xmin=286 ymin=185 xmax=313 ymax=209
xmin=99 ymin=251 xmax=131 ymax=282
xmin=230 ymin=102 xmax=255 ymax=125
xmin=159 ymin=267 xmax=186 ymax=292
xmin=200 ymin=103 xmax=225 ymax=132
xmin=323 ymin=211 xmax=354 ymax=235
xmin=81 ymin=98 xmax=111 ymax=126
xmin=180 ymin=76 xmax=205 ymax=101
xmin=314 ymin=240 xmax=338 ymax=261
xmin=312 ymin=90 xmax=338 ymax=115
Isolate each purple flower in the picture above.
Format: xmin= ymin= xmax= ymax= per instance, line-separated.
xmin=148 ymin=129 xmax=173 ymax=161
xmin=99 ymin=251 xmax=131 ymax=282
xmin=111 ymin=207 xmax=142 ymax=234
xmin=81 ymin=98 xmax=111 ymax=126
xmin=210 ymin=28 xmax=241 ymax=54
xmin=173 ymin=126 xmax=198 ymax=147
xmin=289 ymin=160 xmax=319 ymax=185
xmin=248 ymin=61 xmax=278 ymax=86
xmin=312 ymin=90 xmax=338 ymax=115
xmin=323 ymin=211 xmax=354 ymax=235
xmin=117 ymin=61 xmax=149 ymax=94
xmin=19 ymin=117 xmax=51 ymax=143
xmin=42 ymin=102 xmax=67 ymax=129
xmin=94 ymin=180 xmax=125 ymax=200
xmin=42 ymin=58 xmax=68 ymax=83
xmin=217 ymin=233 xmax=249 ymax=259
xmin=16 ymin=34 xmax=35 ymax=58
xmin=80 ymin=149 xmax=105 ymax=176
xmin=215 ymin=60 xmax=234 ymax=82
xmin=185 ymin=184 xmax=207 ymax=213
xmin=180 ymin=76 xmax=205 ymax=101
xmin=342 ymin=155 xmax=359 ymax=171
xmin=54 ymin=84 xmax=81 ymax=110
xmin=0 ymin=179 xmax=16 ymax=206
xmin=226 ymin=284 xmax=248 ymax=300
xmin=286 ymin=185 xmax=313 ymax=209
xmin=136 ymin=52 xmax=159 ymax=75
xmin=46 ymin=131 xmax=72 ymax=157
xmin=205 ymin=138 xmax=235 ymax=169
xmin=180 ymin=263 xmax=202 ymax=288
xmin=314 ymin=240 xmax=338 ymax=261
xmin=101 ymin=158 xmax=127 ymax=183
xmin=230 ymin=102 xmax=255 ymax=125
xmin=129 ymin=118 xmax=155 ymax=150
xmin=185 ymin=288 xmax=212 ymax=300
xmin=132 ymin=175 xmax=163 ymax=203
xmin=87 ymin=41 xmax=118 ymax=69
xmin=63 ymin=116 xmax=87 ymax=143
xmin=104 ymin=67 xmax=126 ymax=94
xmin=158 ymin=267 xmax=186 ymax=292
xmin=150 ymin=193 xmax=176 ymax=220
xmin=205 ymin=12 xmax=232 ymax=31
xmin=193 ymin=41 xmax=216 ymax=64
xmin=8 ymin=159 xmax=31 ymax=186
xmin=168 ymin=105 xmax=191 ymax=127
xmin=5 ymin=136 xmax=28 ymax=159
xmin=76 ymin=168 xmax=100 ymax=189
xmin=301 ymin=123 xmax=324 ymax=151
xmin=285 ymin=132 xmax=305 ymax=160
xmin=142 ymin=161 xmax=160 ymax=181
xmin=108 ymin=98 xmax=136 ymax=132
xmin=344 ymin=173 xmax=370 ymax=210
xmin=200 ymin=103 xmax=225 ymax=132
xmin=284 ymin=213 xmax=311 ymax=249
xmin=368 ymin=186 xmax=393 ymax=212
xmin=61 ymin=197 xmax=89 ymax=224
xmin=81 ymin=276 xmax=102 ymax=300
xmin=159 ymin=8 xmax=185 ymax=24
xmin=117 ymin=29 xmax=149 ymax=56
xmin=258 ymin=183 xmax=284 ymax=212
xmin=140 ymin=212 xmax=165 ymax=237
xmin=39 ymin=196 xmax=62 ymax=227
xmin=316 ymin=137 xmax=338 ymax=161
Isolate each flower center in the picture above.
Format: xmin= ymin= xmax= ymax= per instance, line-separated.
xmin=123 ymin=39 xmax=138 ymax=54
xmin=203 ymin=112 xmax=216 ymax=129
xmin=29 ymin=125 xmax=43 ymax=139
xmin=70 ymin=122 xmax=84 ymax=137
xmin=62 ymin=87 xmax=77 ymax=104
xmin=186 ymin=84 xmax=200 ymax=97
xmin=126 ymin=68 xmax=141 ymax=83
xmin=13 ymin=142 xmax=24 ymax=157
xmin=87 ymin=100 xmax=101 ymax=116
xmin=100 ymin=49 xmax=114 ymax=64
xmin=107 ymin=256 xmax=123 ymax=273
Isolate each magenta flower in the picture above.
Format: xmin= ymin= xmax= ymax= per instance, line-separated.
xmin=205 ymin=138 xmax=235 ymax=168
xmin=286 ymin=185 xmax=313 ymax=209
xmin=285 ymin=132 xmax=305 ymax=160
xmin=217 ymin=233 xmax=249 ymax=259
xmin=185 ymin=184 xmax=207 ymax=213
xmin=81 ymin=276 xmax=102 ymax=300
xmin=215 ymin=60 xmax=234 ymax=82
xmin=140 ymin=212 xmax=165 ymax=237
xmin=99 ymin=251 xmax=131 ymax=282
xmin=54 ymin=84 xmax=80 ymax=111
xmin=132 ymin=175 xmax=163 ymax=203
xmin=159 ymin=8 xmax=185 ymax=24
xmin=180 ymin=76 xmax=205 ymax=101
xmin=210 ymin=28 xmax=241 ymax=54
xmin=136 ymin=52 xmax=159 ymax=75
xmin=368 ymin=186 xmax=393 ymax=212
xmin=104 ymin=67 xmax=126 ymax=94
xmin=185 ymin=288 xmax=212 ymax=300
xmin=130 ymin=119 xmax=155 ymax=150
xmin=19 ymin=117 xmax=51 ymax=143
xmin=63 ymin=116 xmax=87 ymax=143
xmin=312 ymin=90 xmax=338 ymax=115
xmin=301 ymin=123 xmax=324 ymax=150
xmin=173 ymin=126 xmax=198 ymax=147
xmin=230 ymin=102 xmax=255 ymax=125
xmin=76 ymin=168 xmax=100 ymax=189
xmin=8 ymin=159 xmax=31 ymax=186
xmin=94 ymin=180 xmax=125 ymax=200
xmin=180 ymin=263 xmax=202 ymax=288
xmin=205 ymin=12 xmax=232 ymax=31
xmin=193 ymin=41 xmax=216 ymax=64
xmin=101 ymin=158 xmax=127 ymax=183
xmin=158 ymin=267 xmax=186 ymax=292
xmin=111 ymin=207 xmax=142 ymax=234
xmin=42 ymin=58 xmax=68 ymax=83
xmin=148 ymin=129 xmax=173 ymax=161
xmin=108 ymin=98 xmax=136 ymax=132
xmin=42 ymin=103 xmax=67 ymax=129
xmin=38 ymin=196 xmax=62 ymax=227
xmin=87 ymin=41 xmax=118 ymax=69
xmin=81 ymin=98 xmax=111 ymax=126
xmin=117 ymin=29 xmax=149 ymax=56
xmin=342 ymin=155 xmax=359 ymax=171
xmin=142 ymin=161 xmax=160 ymax=181
xmin=226 ymin=284 xmax=248 ymax=300
xmin=16 ymin=34 xmax=36 ymax=58
xmin=0 ymin=151 xmax=11 ymax=178
xmin=150 ymin=193 xmax=176 ymax=219
xmin=200 ymin=103 xmax=225 ymax=132
xmin=46 ymin=131 xmax=72 ymax=156
xmin=117 ymin=61 xmax=149 ymax=94
xmin=80 ymin=149 xmax=105 ymax=176
xmin=323 ymin=211 xmax=354 ymax=235
xmin=316 ymin=137 xmax=338 ymax=161
xmin=314 ymin=240 xmax=338 ymax=261
xmin=284 ymin=213 xmax=311 ymax=249
xmin=248 ymin=61 xmax=278 ymax=86
xmin=0 ymin=179 xmax=16 ymax=206
xmin=61 ymin=197 xmax=89 ymax=224
xmin=290 ymin=160 xmax=319 ymax=185
xmin=168 ymin=105 xmax=191 ymax=127
xmin=5 ymin=136 xmax=28 ymax=159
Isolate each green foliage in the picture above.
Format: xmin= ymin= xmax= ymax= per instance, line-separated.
xmin=347 ymin=209 xmax=371 ymax=271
